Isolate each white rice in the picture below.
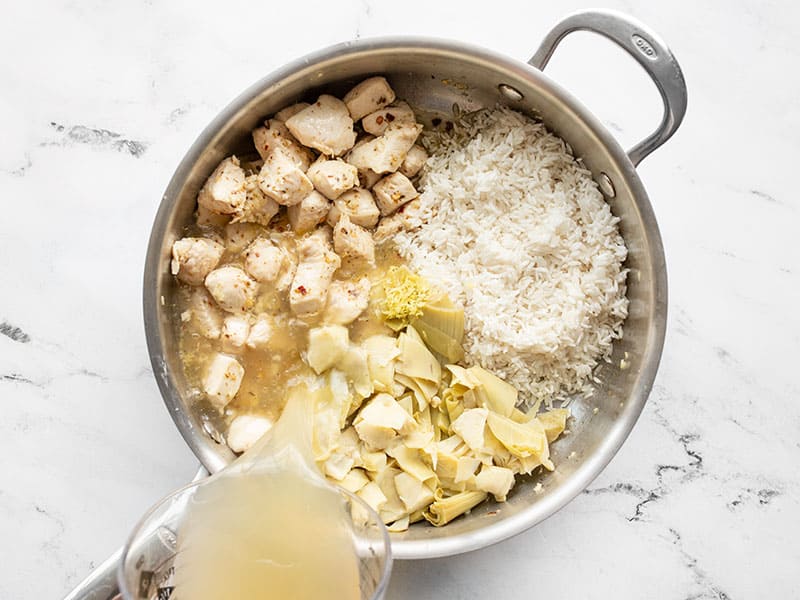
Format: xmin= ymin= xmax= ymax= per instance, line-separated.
xmin=394 ymin=107 xmax=629 ymax=406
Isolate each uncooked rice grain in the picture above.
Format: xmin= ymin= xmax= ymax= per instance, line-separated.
xmin=393 ymin=107 xmax=629 ymax=406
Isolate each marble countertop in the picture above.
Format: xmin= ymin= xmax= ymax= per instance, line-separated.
xmin=2 ymin=1 xmax=798 ymax=598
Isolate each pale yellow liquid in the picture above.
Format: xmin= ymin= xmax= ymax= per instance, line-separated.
xmin=172 ymin=393 xmax=362 ymax=600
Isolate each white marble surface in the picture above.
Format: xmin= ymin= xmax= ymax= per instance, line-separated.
xmin=1 ymin=1 xmax=798 ymax=598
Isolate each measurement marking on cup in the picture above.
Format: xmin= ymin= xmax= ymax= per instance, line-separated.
xmin=632 ymin=34 xmax=658 ymax=60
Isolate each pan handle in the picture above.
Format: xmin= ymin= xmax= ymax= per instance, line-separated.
xmin=61 ymin=466 xmax=208 ymax=600
xmin=528 ymin=9 xmax=687 ymax=167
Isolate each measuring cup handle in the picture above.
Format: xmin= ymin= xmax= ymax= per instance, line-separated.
xmin=61 ymin=548 xmax=122 ymax=600
xmin=528 ymin=9 xmax=687 ymax=167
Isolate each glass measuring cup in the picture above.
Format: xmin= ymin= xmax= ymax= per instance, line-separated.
xmin=117 ymin=478 xmax=392 ymax=600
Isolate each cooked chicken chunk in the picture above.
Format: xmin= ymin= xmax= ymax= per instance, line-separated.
xmin=324 ymin=278 xmax=371 ymax=325
xmin=327 ymin=188 xmax=381 ymax=228
xmin=205 ymin=266 xmax=257 ymax=313
xmin=358 ymin=168 xmax=382 ymax=189
xmin=373 ymin=198 xmax=422 ymax=242
xmin=246 ymin=313 xmax=273 ymax=349
xmin=197 ymin=156 xmax=247 ymax=215
xmin=274 ymin=102 xmax=310 ymax=123
xmin=362 ymin=101 xmax=415 ymax=136
xmin=372 ymin=172 xmax=419 ymax=216
xmin=306 ymin=158 xmax=358 ymax=200
xmin=289 ymin=228 xmax=341 ymax=317
xmin=231 ymin=174 xmax=281 ymax=226
xmin=225 ymin=222 xmax=261 ymax=254
xmin=251 ymin=119 xmax=314 ymax=170
xmin=171 ymin=237 xmax=225 ymax=286
xmin=287 ymin=190 xmax=330 ymax=234
xmin=399 ymin=144 xmax=428 ymax=178
xmin=343 ymin=77 xmax=396 ymax=121
xmin=257 ymin=148 xmax=314 ymax=206
xmin=333 ymin=214 xmax=375 ymax=265
xmin=183 ymin=288 xmax=223 ymax=339
xmin=221 ymin=315 xmax=250 ymax=353
xmin=196 ymin=203 xmax=231 ymax=227
xmin=285 ymin=95 xmax=356 ymax=157
xmin=346 ymin=121 xmax=423 ymax=174
xmin=243 ymin=237 xmax=283 ymax=283
xmin=203 ymin=353 xmax=244 ymax=410
xmin=227 ymin=414 xmax=273 ymax=453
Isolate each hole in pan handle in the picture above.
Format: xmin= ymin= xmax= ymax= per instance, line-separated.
xmin=528 ymin=9 xmax=688 ymax=167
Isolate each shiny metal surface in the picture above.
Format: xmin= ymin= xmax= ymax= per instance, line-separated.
xmin=529 ymin=9 xmax=687 ymax=166
xmin=143 ymin=11 xmax=684 ymax=560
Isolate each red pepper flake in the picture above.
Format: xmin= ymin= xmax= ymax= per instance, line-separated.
xmin=296 ymin=285 xmax=308 ymax=295
xmin=386 ymin=112 xmax=395 ymax=122
xmin=376 ymin=115 xmax=384 ymax=125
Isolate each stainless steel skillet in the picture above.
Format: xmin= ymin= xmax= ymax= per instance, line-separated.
xmin=65 ymin=9 xmax=685 ymax=599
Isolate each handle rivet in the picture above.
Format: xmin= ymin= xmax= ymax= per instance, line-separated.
xmin=598 ymin=172 xmax=616 ymax=197
xmin=498 ymin=83 xmax=523 ymax=101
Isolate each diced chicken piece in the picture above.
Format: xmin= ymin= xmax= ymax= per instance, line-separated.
xmin=227 ymin=414 xmax=273 ymax=453
xmin=251 ymin=119 xmax=313 ymax=170
xmin=205 ymin=266 xmax=257 ymax=314
xmin=362 ymin=101 xmax=415 ymax=136
xmin=196 ymin=203 xmax=231 ymax=227
xmin=306 ymin=158 xmax=358 ymax=200
xmin=274 ymin=244 xmax=298 ymax=293
xmin=372 ymin=172 xmax=419 ymax=216
xmin=346 ymin=121 xmax=422 ymax=174
xmin=246 ymin=314 xmax=273 ymax=349
xmin=171 ymin=237 xmax=225 ymax=286
xmin=197 ymin=157 xmax=247 ymax=215
xmin=451 ymin=408 xmax=488 ymax=452
xmin=274 ymin=102 xmax=310 ymax=123
xmin=257 ymin=148 xmax=314 ymax=206
xmin=343 ymin=76 xmax=396 ymax=121
xmin=289 ymin=228 xmax=341 ymax=317
xmin=399 ymin=144 xmax=428 ymax=178
xmin=203 ymin=353 xmax=244 ymax=410
xmin=474 ymin=465 xmax=516 ymax=502
xmin=333 ymin=215 xmax=375 ymax=265
xmin=220 ymin=315 xmax=250 ymax=353
xmin=243 ymin=237 xmax=283 ymax=283
xmin=324 ymin=278 xmax=371 ymax=325
xmin=373 ymin=198 xmax=422 ymax=243
xmin=285 ymin=95 xmax=356 ymax=157
xmin=184 ymin=288 xmax=223 ymax=339
xmin=231 ymin=175 xmax=280 ymax=226
xmin=225 ymin=222 xmax=261 ymax=254
xmin=307 ymin=325 xmax=349 ymax=374
xmin=358 ymin=168 xmax=382 ymax=189
xmin=354 ymin=393 xmax=415 ymax=450
xmin=327 ymin=188 xmax=380 ymax=228
xmin=287 ymin=190 xmax=331 ymax=234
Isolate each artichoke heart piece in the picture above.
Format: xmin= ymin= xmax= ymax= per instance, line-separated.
xmin=386 ymin=442 xmax=437 ymax=483
xmin=338 ymin=468 xmax=370 ymax=493
xmin=474 ymin=465 xmax=516 ymax=502
xmin=395 ymin=471 xmax=436 ymax=513
xmin=307 ymin=325 xmax=349 ymax=374
xmin=451 ymin=407 xmax=488 ymax=452
xmin=423 ymin=490 xmax=488 ymax=527
xmin=414 ymin=302 xmax=465 ymax=363
xmin=354 ymin=393 xmax=415 ymax=450
xmin=363 ymin=334 xmax=400 ymax=392
xmin=486 ymin=412 xmax=549 ymax=460
xmin=467 ymin=365 xmax=518 ymax=418
xmin=338 ymin=344 xmax=373 ymax=399
xmin=357 ymin=481 xmax=388 ymax=512
xmin=537 ymin=408 xmax=570 ymax=443
xmin=396 ymin=327 xmax=442 ymax=385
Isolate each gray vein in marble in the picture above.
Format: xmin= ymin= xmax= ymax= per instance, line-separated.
xmin=0 ymin=321 xmax=31 ymax=343
xmin=668 ymin=528 xmax=732 ymax=600
xmin=46 ymin=122 xmax=148 ymax=157
xmin=2 ymin=373 xmax=42 ymax=387
xmin=749 ymin=189 xmax=781 ymax=206
xmin=727 ymin=487 xmax=782 ymax=511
